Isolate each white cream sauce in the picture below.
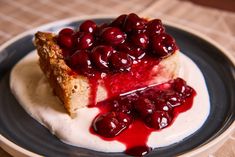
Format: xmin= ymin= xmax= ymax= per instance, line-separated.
xmin=10 ymin=51 xmax=210 ymax=152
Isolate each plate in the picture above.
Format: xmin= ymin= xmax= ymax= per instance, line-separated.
xmin=0 ymin=15 xmax=235 ymax=157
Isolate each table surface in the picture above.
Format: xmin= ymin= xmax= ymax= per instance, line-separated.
xmin=0 ymin=0 xmax=234 ymax=157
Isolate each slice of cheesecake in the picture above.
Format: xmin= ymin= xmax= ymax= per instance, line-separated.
xmin=34 ymin=14 xmax=180 ymax=116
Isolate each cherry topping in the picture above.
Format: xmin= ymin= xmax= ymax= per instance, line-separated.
xmin=155 ymin=99 xmax=172 ymax=112
xmin=123 ymin=13 xmax=146 ymax=32
xmin=164 ymin=91 xmax=183 ymax=107
xmin=90 ymin=45 xmax=114 ymax=71
xmin=117 ymin=112 xmax=133 ymax=127
xmin=145 ymin=111 xmax=172 ymax=129
xmin=116 ymin=42 xmax=132 ymax=53
xmin=183 ymin=86 xmax=195 ymax=98
xmin=69 ymin=50 xmax=93 ymax=76
xmin=131 ymin=32 xmax=149 ymax=49
xmin=57 ymin=34 xmax=74 ymax=49
xmin=173 ymin=78 xmax=195 ymax=98
xmin=101 ymin=27 xmax=126 ymax=45
xmin=92 ymin=78 xmax=195 ymax=138
xmin=90 ymin=77 xmax=196 ymax=156
xmin=111 ymin=95 xmax=137 ymax=114
xmin=129 ymin=48 xmax=146 ymax=60
xmin=110 ymin=14 xmax=127 ymax=28
xmin=75 ymin=32 xmax=94 ymax=50
xmin=110 ymin=52 xmax=132 ymax=71
xmin=58 ymin=28 xmax=74 ymax=36
xmin=57 ymin=28 xmax=75 ymax=49
xmin=173 ymin=78 xmax=187 ymax=93
xmin=93 ymin=112 xmax=132 ymax=138
xmin=147 ymin=19 xmax=165 ymax=36
xmin=54 ymin=17 xmax=194 ymax=156
xmin=94 ymin=23 xmax=109 ymax=37
xmin=117 ymin=43 xmax=145 ymax=60
xmin=79 ymin=20 xmax=97 ymax=34
xmin=56 ymin=14 xmax=179 ymax=82
xmin=61 ymin=49 xmax=74 ymax=58
xmin=151 ymin=33 xmax=177 ymax=58
xmin=134 ymin=97 xmax=155 ymax=118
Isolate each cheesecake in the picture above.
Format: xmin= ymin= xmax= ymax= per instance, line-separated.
xmin=34 ymin=13 xmax=180 ymax=116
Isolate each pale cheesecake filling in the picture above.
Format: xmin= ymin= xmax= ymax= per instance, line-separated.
xmin=10 ymin=51 xmax=210 ymax=152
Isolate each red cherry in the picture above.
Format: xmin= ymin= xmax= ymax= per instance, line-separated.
xmin=116 ymin=112 xmax=133 ymax=128
xmin=57 ymin=28 xmax=75 ymax=48
xmin=116 ymin=42 xmax=132 ymax=53
xmin=61 ymin=49 xmax=74 ymax=58
xmin=110 ymin=51 xmax=132 ymax=71
xmin=94 ymin=23 xmax=109 ymax=37
xmin=57 ymin=35 xmax=74 ymax=49
xmin=58 ymin=28 xmax=74 ymax=36
xmin=79 ymin=20 xmax=97 ymax=34
xmin=123 ymin=13 xmax=146 ymax=32
xmin=164 ymin=91 xmax=183 ymax=107
xmin=134 ymin=97 xmax=155 ymax=118
xmin=173 ymin=78 xmax=186 ymax=93
xmin=118 ymin=104 xmax=133 ymax=114
xmin=145 ymin=111 xmax=172 ymax=129
xmin=131 ymin=33 xmax=149 ymax=49
xmin=183 ymin=86 xmax=196 ymax=98
xmin=147 ymin=19 xmax=165 ymax=36
xmin=75 ymin=32 xmax=94 ymax=49
xmin=155 ymin=99 xmax=172 ymax=112
xmin=151 ymin=33 xmax=177 ymax=58
xmin=111 ymin=95 xmax=137 ymax=114
xmin=90 ymin=45 xmax=114 ymax=71
xmin=117 ymin=42 xmax=145 ymax=60
xmin=69 ymin=50 xmax=93 ymax=76
xmin=92 ymin=112 xmax=120 ymax=138
xmin=101 ymin=27 xmax=126 ymax=45
xmin=92 ymin=112 xmax=132 ymax=138
xmin=173 ymin=78 xmax=196 ymax=97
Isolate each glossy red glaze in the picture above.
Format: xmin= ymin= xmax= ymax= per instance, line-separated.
xmin=101 ymin=27 xmax=126 ymax=46
xmin=151 ymin=33 xmax=177 ymax=58
xmin=75 ymin=32 xmax=94 ymax=50
xmin=147 ymin=19 xmax=165 ymax=36
xmin=90 ymin=45 xmax=114 ymax=71
xmin=57 ymin=13 xmax=178 ymax=76
xmin=56 ymin=14 xmax=191 ymax=156
xmin=90 ymin=78 xmax=196 ymax=156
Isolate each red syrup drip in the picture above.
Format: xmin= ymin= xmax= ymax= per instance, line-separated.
xmin=87 ymin=57 xmax=160 ymax=107
xmin=57 ymin=14 xmax=182 ymax=156
xmin=103 ymin=58 xmax=160 ymax=98
xmin=65 ymin=45 xmax=193 ymax=156
xmin=117 ymin=120 xmax=153 ymax=156
xmin=89 ymin=78 xmax=196 ymax=156
xmin=89 ymin=118 xmax=153 ymax=156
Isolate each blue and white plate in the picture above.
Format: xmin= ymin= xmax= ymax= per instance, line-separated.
xmin=0 ymin=15 xmax=234 ymax=157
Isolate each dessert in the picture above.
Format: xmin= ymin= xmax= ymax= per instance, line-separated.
xmin=34 ymin=13 xmax=179 ymax=116
xmin=11 ymin=13 xmax=210 ymax=156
